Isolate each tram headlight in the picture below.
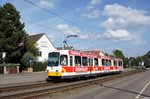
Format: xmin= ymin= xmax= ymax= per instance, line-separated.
xmin=47 ymin=70 xmax=49 ymax=73
xmin=56 ymin=70 xmax=58 ymax=75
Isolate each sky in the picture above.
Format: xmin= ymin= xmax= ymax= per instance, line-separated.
xmin=0 ymin=0 xmax=150 ymax=57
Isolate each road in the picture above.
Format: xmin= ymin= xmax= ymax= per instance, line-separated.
xmin=61 ymin=69 xmax=150 ymax=99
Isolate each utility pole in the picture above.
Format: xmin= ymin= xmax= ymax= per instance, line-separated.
xmin=128 ymin=57 xmax=130 ymax=67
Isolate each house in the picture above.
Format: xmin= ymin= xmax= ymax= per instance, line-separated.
xmin=85 ymin=50 xmax=105 ymax=56
xmin=57 ymin=46 xmax=74 ymax=50
xmin=28 ymin=33 xmax=56 ymax=62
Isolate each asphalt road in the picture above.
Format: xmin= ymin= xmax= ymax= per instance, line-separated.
xmin=0 ymin=68 xmax=133 ymax=86
xmin=62 ymin=69 xmax=150 ymax=99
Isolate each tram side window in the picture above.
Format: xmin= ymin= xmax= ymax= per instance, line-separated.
xmin=102 ymin=59 xmax=105 ymax=66
xmin=106 ymin=60 xmax=109 ymax=66
xmin=60 ymin=55 xmax=68 ymax=66
xmin=75 ymin=56 xmax=81 ymax=66
xmin=108 ymin=60 xmax=111 ymax=66
xmin=119 ymin=61 xmax=122 ymax=66
xmin=82 ymin=57 xmax=88 ymax=66
xmin=121 ymin=61 xmax=123 ymax=66
xmin=114 ymin=61 xmax=117 ymax=66
xmin=88 ymin=58 xmax=90 ymax=66
xmin=89 ymin=58 xmax=93 ymax=66
xmin=70 ymin=56 xmax=73 ymax=66
xmin=94 ymin=58 xmax=98 ymax=66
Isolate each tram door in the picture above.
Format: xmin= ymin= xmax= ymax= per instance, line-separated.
xmin=89 ymin=58 xmax=93 ymax=75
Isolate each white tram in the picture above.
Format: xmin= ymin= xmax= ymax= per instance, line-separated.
xmin=46 ymin=50 xmax=123 ymax=79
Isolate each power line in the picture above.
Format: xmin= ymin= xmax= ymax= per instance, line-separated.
xmin=21 ymin=18 xmax=62 ymax=33
xmin=23 ymin=0 xmax=94 ymax=34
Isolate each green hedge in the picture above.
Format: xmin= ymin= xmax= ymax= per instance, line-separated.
xmin=32 ymin=61 xmax=47 ymax=72
xmin=0 ymin=63 xmax=20 ymax=68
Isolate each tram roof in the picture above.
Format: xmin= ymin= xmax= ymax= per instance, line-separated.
xmin=53 ymin=50 xmax=122 ymax=61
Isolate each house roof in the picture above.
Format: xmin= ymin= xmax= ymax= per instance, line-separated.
xmin=27 ymin=33 xmax=44 ymax=43
xmin=27 ymin=33 xmax=56 ymax=49
xmin=84 ymin=50 xmax=105 ymax=56
xmin=57 ymin=46 xmax=74 ymax=50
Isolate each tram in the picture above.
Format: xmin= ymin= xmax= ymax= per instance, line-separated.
xmin=46 ymin=50 xmax=123 ymax=79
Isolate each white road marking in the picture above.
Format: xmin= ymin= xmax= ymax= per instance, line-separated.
xmin=135 ymin=80 xmax=150 ymax=99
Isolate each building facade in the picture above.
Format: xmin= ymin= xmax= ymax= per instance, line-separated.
xmin=28 ymin=33 xmax=56 ymax=62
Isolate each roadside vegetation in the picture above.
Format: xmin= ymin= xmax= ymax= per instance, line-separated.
xmin=0 ymin=3 xmax=150 ymax=72
xmin=0 ymin=3 xmax=38 ymax=71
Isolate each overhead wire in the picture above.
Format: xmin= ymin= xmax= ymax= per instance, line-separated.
xmin=21 ymin=18 xmax=62 ymax=33
xmin=23 ymin=0 xmax=94 ymax=34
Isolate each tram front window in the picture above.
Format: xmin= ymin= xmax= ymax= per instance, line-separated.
xmin=48 ymin=52 xmax=60 ymax=66
xmin=60 ymin=55 xmax=68 ymax=66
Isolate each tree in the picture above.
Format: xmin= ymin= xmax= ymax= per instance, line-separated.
xmin=113 ymin=49 xmax=125 ymax=59
xmin=26 ymin=40 xmax=39 ymax=57
xmin=21 ymin=52 xmax=36 ymax=67
xmin=21 ymin=40 xmax=39 ymax=67
xmin=0 ymin=3 xmax=27 ymax=63
xmin=0 ymin=49 xmax=2 ymax=64
xmin=112 ymin=49 xmax=126 ymax=67
xmin=143 ymin=50 xmax=150 ymax=67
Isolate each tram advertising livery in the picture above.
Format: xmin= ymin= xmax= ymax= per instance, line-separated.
xmin=46 ymin=50 xmax=123 ymax=79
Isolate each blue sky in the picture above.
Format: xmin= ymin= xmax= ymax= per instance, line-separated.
xmin=1 ymin=0 xmax=150 ymax=57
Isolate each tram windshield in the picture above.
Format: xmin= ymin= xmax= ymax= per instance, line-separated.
xmin=48 ymin=52 xmax=60 ymax=66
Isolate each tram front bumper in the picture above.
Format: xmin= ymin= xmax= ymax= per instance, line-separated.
xmin=48 ymin=71 xmax=62 ymax=77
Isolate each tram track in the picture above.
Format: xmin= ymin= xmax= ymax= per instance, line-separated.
xmin=0 ymin=69 xmax=146 ymax=99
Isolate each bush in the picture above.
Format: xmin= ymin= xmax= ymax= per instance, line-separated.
xmin=0 ymin=63 xmax=20 ymax=68
xmin=21 ymin=52 xmax=36 ymax=67
xmin=32 ymin=61 xmax=47 ymax=72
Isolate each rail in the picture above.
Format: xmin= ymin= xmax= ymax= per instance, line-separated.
xmin=0 ymin=69 xmax=146 ymax=99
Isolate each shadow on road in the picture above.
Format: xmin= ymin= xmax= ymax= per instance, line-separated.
xmin=101 ymin=84 xmax=150 ymax=98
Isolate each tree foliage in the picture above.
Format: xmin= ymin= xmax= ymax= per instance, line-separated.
xmin=21 ymin=52 xmax=36 ymax=67
xmin=0 ymin=3 xmax=27 ymax=63
xmin=126 ymin=51 xmax=150 ymax=68
xmin=26 ymin=40 xmax=39 ymax=57
xmin=113 ymin=49 xmax=125 ymax=59
xmin=143 ymin=51 xmax=150 ymax=67
xmin=112 ymin=49 xmax=127 ymax=67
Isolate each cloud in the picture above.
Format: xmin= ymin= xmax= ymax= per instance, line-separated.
xmin=56 ymin=24 xmax=80 ymax=35
xmin=83 ymin=0 xmax=101 ymax=19
xmin=79 ymin=34 xmax=89 ymax=39
xmin=39 ymin=0 xmax=55 ymax=9
xmin=90 ymin=0 xmax=102 ymax=5
xmin=98 ymin=29 xmax=144 ymax=45
xmin=75 ymin=8 xmax=81 ymax=12
xmin=83 ymin=10 xmax=101 ymax=18
xmin=86 ymin=5 xmax=95 ymax=11
xmin=100 ymin=29 xmax=132 ymax=40
xmin=101 ymin=4 xmax=150 ymax=30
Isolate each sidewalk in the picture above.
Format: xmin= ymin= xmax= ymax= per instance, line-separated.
xmin=0 ymin=71 xmax=48 ymax=87
xmin=0 ymin=68 xmax=135 ymax=87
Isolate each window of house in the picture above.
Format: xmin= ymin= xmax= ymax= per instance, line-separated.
xmin=38 ymin=51 xmax=42 ymax=57
xmin=41 ymin=41 xmax=47 ymax=47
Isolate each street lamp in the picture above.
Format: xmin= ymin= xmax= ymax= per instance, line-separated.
xmin=62 ymin=34 xmax=78 ymax=50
